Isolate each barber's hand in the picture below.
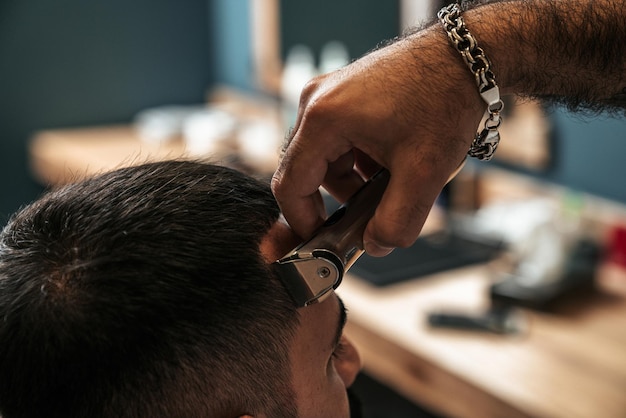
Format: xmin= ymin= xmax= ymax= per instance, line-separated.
xmin=272 ymin=27 xmax=485 ymax=256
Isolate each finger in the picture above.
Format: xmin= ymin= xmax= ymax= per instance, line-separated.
xmin=272 ymin=147 xmax=328 ymax=240
xmin=353 ymin=149 xmax=382 ymax=180
xmin=322 ymin=152 xmax=365 ymax=203
xmin=362 ymin=159 xmax=452 ymax=256
xmin=273 ymin=114 xmax=353 ymax=239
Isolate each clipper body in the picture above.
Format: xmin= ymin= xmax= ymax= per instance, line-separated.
xmin=273 ymin=169 xmax=390 ymax=307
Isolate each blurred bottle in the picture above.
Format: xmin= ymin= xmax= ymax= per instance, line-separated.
xmin=319 ymin=41 xmax=350 ymax=74
xmin=513 ymin=192 xmax=584 ymax=287
xmin=280 ymin=44 xmax=317 ymax=130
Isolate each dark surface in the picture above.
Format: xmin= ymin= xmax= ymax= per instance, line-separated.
xmin=351 ymin=231 xmax=502 ymax=286
xmin=351 ymin=372 xmax=444 ymax=418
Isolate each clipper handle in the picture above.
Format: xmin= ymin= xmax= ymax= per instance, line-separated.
xmin=305 ymin=159 xmax=465 ymax=270
xmin=300 ymin=169 xmax=390 ymax=273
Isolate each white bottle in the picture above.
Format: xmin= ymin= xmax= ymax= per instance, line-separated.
xmin=280 ymin=44 xmax=317 ymax=130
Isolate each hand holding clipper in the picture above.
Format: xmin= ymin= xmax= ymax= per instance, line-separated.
xmin=274 ymin=161 xmax=465 ymax=307
xmin=273 ymin=169 xmax=390 ymax=306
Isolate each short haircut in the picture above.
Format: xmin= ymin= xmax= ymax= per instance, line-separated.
xmin=0 ymin=160 xmax=299 ymax=417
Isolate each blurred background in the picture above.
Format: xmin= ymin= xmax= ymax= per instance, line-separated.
xmin=1 ymin=0 xmax=210 ymax=221
xmin=3 ymin=0 xmax=626 ymax=220
xmin=2 ymin=1 xmax=625 ymax=417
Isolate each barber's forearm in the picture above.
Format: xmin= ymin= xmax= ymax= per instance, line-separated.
xmin=468 ymin=0 xmax=626 ymax=109
xmin=447 ymin=0 xmax=626 ymax=110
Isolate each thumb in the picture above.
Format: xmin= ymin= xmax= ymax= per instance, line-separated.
xmin=363 ymin=166 xmax=449 ymax=257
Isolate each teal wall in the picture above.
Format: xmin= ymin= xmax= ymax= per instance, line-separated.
xmin=207 ymin=0 xmax=400 ymax=90
xmin=540 ymin=109 xmax=626 ymax=202
xmin=0 ymin=0 xmax=213 ymax=223
xmin=209 ymin=0 xmax=252 ymax=91
xmin=280 ymin=0 xmax=400 ymax=63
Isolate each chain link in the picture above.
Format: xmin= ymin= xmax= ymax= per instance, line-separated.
xmin=438 ymin=3 xmax=504 ymax=161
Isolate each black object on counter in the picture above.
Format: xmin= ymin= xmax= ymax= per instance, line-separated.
xmin=490 ymin=239 xmax=600 ymax=310
xmin=350 ymin=231 xmax=502 ymax=286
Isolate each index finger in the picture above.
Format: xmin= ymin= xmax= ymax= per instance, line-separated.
xmin=271 ymin=139 xmax=328 ymax=240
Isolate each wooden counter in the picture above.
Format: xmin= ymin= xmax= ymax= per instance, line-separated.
xmin=338 ymin=263 xmax=626 ymax=418
xmin=29 ymin=125 xmax=189 ymax=186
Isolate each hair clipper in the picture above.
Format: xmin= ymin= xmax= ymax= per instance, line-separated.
xmin=274 ymin=161 xmax=466 ymax=307
xmin=273 ymin=169 xmax=390 ymax=307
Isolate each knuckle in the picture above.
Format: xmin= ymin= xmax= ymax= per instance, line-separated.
xmin=299 ymin=77 xmax=321 ymax=101
xmin=299 ymin=79 xmax=339 ymax=125
xmin=299 ymin=71 xmax=332 ymax=100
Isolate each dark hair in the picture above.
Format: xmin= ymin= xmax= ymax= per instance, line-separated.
xmin=0 ymin=160 xmax=299 ymax=417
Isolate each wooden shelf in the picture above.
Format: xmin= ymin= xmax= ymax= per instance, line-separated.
xmin=29 ymin=125 xmax=189 ymax=186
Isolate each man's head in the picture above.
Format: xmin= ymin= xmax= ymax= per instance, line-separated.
xmin=0 ymin=161 xmax=360 ymax=417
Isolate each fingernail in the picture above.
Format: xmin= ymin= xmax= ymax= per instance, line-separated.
xmin=364 ymin=240 xmax=394 ymax=257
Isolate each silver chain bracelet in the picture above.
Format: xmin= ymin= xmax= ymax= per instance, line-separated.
xmin=438 ymin=3 xmax=504 ymax=161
